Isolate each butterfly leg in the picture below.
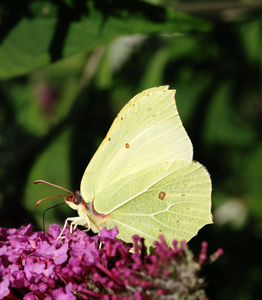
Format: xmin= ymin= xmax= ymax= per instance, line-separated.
xmin=57 ymin=218 xmax=70 ymax=240
xmin=57 ymin=216 xmax=90 ymax=240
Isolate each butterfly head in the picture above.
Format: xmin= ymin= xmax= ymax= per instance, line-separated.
xmin=64 ymin=191 xmax=84 ymax=211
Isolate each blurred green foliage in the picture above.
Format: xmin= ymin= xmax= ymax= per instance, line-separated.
xmin=0 ymin=0 xmax=262 ymax=299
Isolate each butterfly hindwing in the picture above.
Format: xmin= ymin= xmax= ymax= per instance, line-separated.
xmin=92 ymin=160 xmax=212 ymax=248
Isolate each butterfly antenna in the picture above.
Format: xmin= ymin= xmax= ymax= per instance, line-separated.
xmin=35 ymin=194 xmax=70 ymax=207
xmin=34 ymin=180 xmax=72 ymax=193
xmin=34 ymin=180 xmax=74 ymax=207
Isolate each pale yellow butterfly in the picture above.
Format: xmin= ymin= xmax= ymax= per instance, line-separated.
xmin=35 ymin=86 xmax=212 ymax=248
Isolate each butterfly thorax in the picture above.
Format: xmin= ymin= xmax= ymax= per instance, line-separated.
xmin=65 ymin=191 xmax=110 ymax=233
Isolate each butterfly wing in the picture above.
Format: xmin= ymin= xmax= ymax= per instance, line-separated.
xmin=81 ymin=86 xmax=193 ymax=205
xmin=92 ymin=160 xmax=212 ymax=248
xmin=94 ymin=86 xmax=170 ymax=153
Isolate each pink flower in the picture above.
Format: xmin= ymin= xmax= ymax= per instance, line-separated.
xmin=0 ymin=224 xmax=222 ymax=299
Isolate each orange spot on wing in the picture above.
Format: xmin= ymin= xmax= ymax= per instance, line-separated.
xmin=158 ymin=191 xmax=166 ymax=200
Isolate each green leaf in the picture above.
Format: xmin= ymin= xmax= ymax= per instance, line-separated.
xmin=1 ymin=54 xmax=85 ymax=136
xmin=245 ymin=146 xmax=262 ymax=219
xmin=203 ymin=83 xmax=256 ymax=146
xmin=0 ymin=1 xmax=211 ymax=79
xmin=24 ymin=130 xmax=73 ymax=228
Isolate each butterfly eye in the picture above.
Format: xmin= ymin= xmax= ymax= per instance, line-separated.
xmin=73 ymin=193 xmax=82 ymax=205
xmin=64 ymin=191 xmax=82 ymax=206
xmin=73 ymin=198 xmax=79 ymax=205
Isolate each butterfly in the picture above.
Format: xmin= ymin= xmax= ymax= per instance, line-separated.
xmin=35 ymin=86 xmax=212 ymax=248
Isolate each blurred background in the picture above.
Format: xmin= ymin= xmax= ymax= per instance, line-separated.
xmin=0 ymin=0 xmax=262 ymax=299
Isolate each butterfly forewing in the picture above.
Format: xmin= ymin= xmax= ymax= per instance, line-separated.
xmin=81 ymin=87 xmax=193 ymax=205
xmin=94 ymin=86 xmax=170 ymax=154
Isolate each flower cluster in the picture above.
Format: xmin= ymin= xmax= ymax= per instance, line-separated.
xmin=0 ymin=224 xmax=222 ymax=299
